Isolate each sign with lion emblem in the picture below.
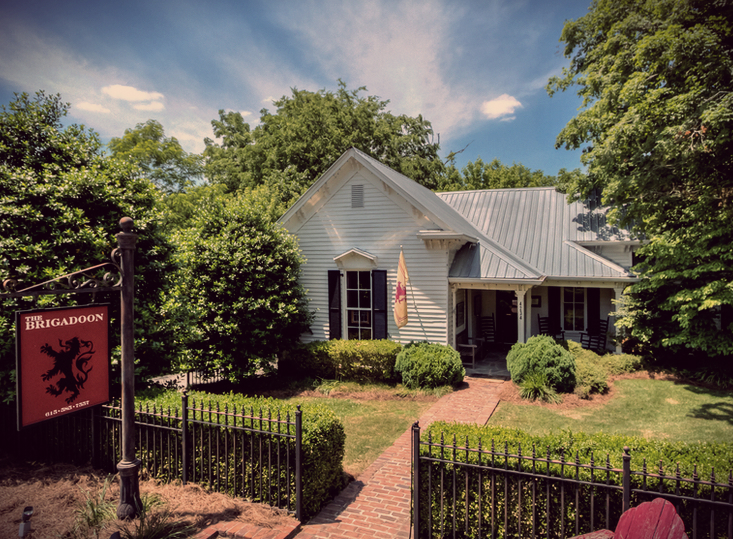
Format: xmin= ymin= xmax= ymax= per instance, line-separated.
xmin=16 ymin=305 xmax=110 ymax=429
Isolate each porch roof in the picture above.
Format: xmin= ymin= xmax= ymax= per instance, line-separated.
xmin=440 ymin=187 xmax=637 ymax=281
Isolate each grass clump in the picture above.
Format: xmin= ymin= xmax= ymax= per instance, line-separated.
xmin=518 ymin=371 xmax=561 ymax=403
xmin=71 ymin=475 xmax=116 ymax=538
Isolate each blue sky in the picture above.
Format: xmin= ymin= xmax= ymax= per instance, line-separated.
xmin=0 ymin=0 xmax=592 ymax=175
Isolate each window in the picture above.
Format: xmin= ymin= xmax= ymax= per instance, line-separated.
xmin=563 ymin=287 xmax=585 ymax=331
xmin=346 ymin=271 xmax=372 ymax=339
xmin=328 ymin=269 xmax=387 ymax=340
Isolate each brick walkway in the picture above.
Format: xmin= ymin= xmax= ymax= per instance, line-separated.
xmin=194 ymin=376 xmax=505 ymax=539
xmin=293 ymin=377 xmax=505 ymax=539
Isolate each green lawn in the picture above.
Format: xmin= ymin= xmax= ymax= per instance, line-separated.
xmin=284 ymin=395 xmax=433 ymax=477
xmin=488 ymin=378 xmax=733 ymax=444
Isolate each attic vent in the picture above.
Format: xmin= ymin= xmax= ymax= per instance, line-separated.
xmin=351 ymin=185 xmax=364 ymax=208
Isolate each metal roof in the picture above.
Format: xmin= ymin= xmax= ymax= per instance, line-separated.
xmin=438 ymin=187 xmax=636 ymax=280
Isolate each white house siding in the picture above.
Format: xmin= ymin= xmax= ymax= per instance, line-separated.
xmin=292 ymin=166 xmax=452 ymax=345
xmin=595 ymin=244 xmax=635 ymax=271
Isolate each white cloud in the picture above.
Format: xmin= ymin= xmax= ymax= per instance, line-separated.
xmin=76 ymin=102 xmax=110 ymax=113
xmin=270 ymin=0 xmax=475 ymax=142
xmin=102 ymin=84 xmax=164 ymax=102
xmin=480 ymin=94 xmax=523 ymax=120
xmin=133 ymin=101 xmax=165 ymax=111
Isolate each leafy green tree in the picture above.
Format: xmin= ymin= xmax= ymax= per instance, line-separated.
xmin=165 ymin=186 xmax=311 ymax=381
xmin=438 ymin=157 xmax=561 ymax=191
xmin=547 ymin=0 xmax=733 ymax=359
xmin=109 ymin=119 xmax=203 ymax=194
xmin=0 ymin=92 xmax=175 ymax=401
xmin=203 ymin=81 xmax=446 ymax=205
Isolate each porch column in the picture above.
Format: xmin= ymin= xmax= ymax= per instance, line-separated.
xmin=613 ymin=286 xmax=625 ymax=354
xmin=516 ymin=289 xmax=527 ymax=343
xmin=451 ymin=284 xmax=457 ymax=348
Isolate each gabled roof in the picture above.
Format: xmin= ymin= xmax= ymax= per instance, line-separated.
xmin=279 ymin=148 xmax=543 ymax=280
xmin=439 ymin=187 xmax=637 ymax=281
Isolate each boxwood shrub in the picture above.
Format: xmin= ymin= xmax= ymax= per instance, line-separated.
xmin=328 ymin=339 xmax=402 ymax=383
xmin=507 ymin=335 xmax=576 ymax=392
xmin=419 ymin=422 xmax=733 ymax=538
xmin=136 ymin=390 xmax=345 ymax=520
xmin=278 ymin=339 xmax=401 ymax=384
xmin=394 ymin=342 xmax=465 ymax=389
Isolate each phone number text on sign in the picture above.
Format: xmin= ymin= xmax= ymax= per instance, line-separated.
xmin=45 ymin=400 xmax=91 ymax=417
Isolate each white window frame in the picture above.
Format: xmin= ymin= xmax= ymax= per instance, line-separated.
xmin=343 ymin=269 xmax=373 ymax=340
xmin=562 ymin=286 xmax=587 ymax=332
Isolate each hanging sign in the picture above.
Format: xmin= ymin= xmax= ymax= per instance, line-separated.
xmin=16 ymin=304 xmax=110 ymax=429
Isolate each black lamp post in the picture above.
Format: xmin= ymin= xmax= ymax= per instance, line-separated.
xmin=115 ymin=217 xmax=142 ymax=519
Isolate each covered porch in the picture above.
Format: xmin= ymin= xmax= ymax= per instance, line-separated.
xmin=450 ymin=280 xmax=629 ymax=359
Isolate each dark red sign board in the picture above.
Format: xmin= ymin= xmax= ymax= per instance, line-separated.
xmin=16 ymin=305 xmax=110 ymax=429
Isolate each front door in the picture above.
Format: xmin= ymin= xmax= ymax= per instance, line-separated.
xmin=496 ymin=291 xmax=518 ymax=345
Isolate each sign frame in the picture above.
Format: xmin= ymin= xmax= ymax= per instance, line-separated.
xmin=15 ymin=304 xmax=111 ymax=430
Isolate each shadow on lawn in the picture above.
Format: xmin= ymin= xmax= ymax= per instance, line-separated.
xmin=681 ymin=383 xmax=733 ymax=426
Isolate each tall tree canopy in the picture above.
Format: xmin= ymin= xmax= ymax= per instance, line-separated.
xmin=203 ymin=81 xmax=445 ymax=204
xmin=548 ymin=0 xmax=733 ymax=358
xmin=109 ymin=119 xmax=203 ymax=194
xmin=0 ymin=92 xmax=175 ymax=401
xmin=438 ymin=157 xmax=559 ymax=191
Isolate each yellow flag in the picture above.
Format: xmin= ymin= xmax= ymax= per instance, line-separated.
xmin=394 ymin=250 xmax=409 ymax=328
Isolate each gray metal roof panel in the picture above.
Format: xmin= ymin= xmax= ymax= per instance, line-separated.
xmin=439 ymin=187 xmax=635 ymax=280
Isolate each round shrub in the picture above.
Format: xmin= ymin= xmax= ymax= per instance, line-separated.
xmin=507 ymin=335 xmax=576 ymax=393
xmin=394 ymin=342 xmax=465 ymax=389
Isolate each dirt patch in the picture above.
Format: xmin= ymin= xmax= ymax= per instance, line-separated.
xmin=0 ymin=460 xmax=297 ymax=539
xmin=497 ymin=370 xmax=681 ymax=411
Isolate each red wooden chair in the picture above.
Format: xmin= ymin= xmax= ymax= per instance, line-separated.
xmin=572 ymin=498 xmax=688 ymax=539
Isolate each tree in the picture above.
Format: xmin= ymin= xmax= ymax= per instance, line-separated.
xmin=165 ymin=186 xmax=311 ymax=381
xmin=0 ymin=92 xmax=176 ymax=401
xmin=203 ymin=81 xmax=446 ymax=205
xmin=108 ymin=119 xmax=203 ymax=194
xmin=547 ymin=0 xmax=733 ymax=359
xmin=438 ymin=157 xmax=560 ymax=191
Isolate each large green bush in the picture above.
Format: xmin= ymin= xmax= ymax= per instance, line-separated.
xmin=166 ymin=188 xmax=312 ymax=382
xmin=420 ymin=422 xmax=733 ymax=538
xmin=138 ymin=390 xmax=345 ymax=520
xmin=394 ymin=342 xmax=465 ymax=389
xmin=507 ymin=335 xmax=576 ymax=392
xmin=566 ymin=341 xmax=644 ymax=398
xmin=279 ymin=339 xmax=401 ymax=384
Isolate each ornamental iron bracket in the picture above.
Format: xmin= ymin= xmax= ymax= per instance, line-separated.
xmin=1 ymin=250 xmax=123 ymax=299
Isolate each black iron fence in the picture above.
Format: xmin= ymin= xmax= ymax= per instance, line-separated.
xmin=1 ymin=393 xmax=303 ymax=519
xmin=411 ymin=423 xmax=733 ymax=539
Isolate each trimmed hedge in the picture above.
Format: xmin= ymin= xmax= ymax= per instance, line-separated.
xmin=137 ymin=390 xmax=345 ymax=520
xmin=279 ymin=339 xmax=402 ymax=383
xmin=507 ymin=335 xmax=576 ymax=392
xmin=394 ymin=342 xmax=465 ymax=389
xmin=420 ymin=422 xmax=733 ymax=538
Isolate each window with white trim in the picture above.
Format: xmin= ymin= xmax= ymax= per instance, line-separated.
xmin=563 ymin=287 xmax=585 ymax=331
xmin=346 ymin=270 xmax=372 ymax=339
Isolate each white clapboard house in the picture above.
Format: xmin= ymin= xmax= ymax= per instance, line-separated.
xmin=278 ymin=148 xmax=639 ymax=355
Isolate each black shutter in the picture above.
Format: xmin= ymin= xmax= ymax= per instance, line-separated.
xmin=548 ymin=287 xmax=561 ymax=329
xmin=328 ymin=270 xmax=342 ymax=340
xmin=587 ymin=288 xmax=600 ymax=333
xmin=372 ymin=270 xmax=388 ymax=339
